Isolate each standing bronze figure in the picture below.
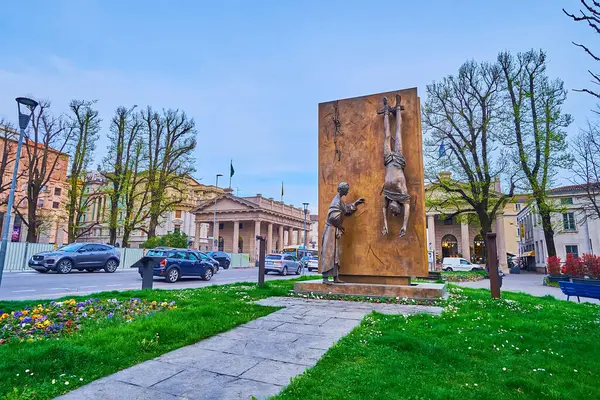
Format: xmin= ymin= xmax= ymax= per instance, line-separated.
xmin=320 ymin=182 xmax=365 ymax=284
xmin=379 ymin=95 xmax=411 ymax=238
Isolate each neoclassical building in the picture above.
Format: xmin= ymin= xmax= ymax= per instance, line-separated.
xmin=192 ymin=190 xmax=310 ymax=262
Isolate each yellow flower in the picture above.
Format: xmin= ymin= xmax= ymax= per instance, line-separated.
xmin=22 ymin=310 xmax=28 ymax=315
xmin=151 ymin=301 xmax=157 ymax=306
xmin=19 ymin=317 xmax=24 ymax=321
xmin=27 ymin=338 xmax=34 ymax=342
xmin=0 ymin=313 xmax=8 ymax=320
xmin=88 ymin=308 xmax=94 ymax=313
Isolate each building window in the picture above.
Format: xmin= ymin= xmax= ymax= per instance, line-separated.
xmin=566 ymin=245 xmax=579 ymax=258
xmin=41 ymin=185 xmax=47 ymax=192
xmin=443 ymin=218 xmax=452 ymax=225
xmin=174 ymin=225 xmax=181 ymax=234
xmin=52 ymin=201 xmax=59 ymax=209
xmin=219 ymin=223 xmax=224 ymax=230
xmin=38 ymin=199 xmax=44 ymax=208
xmin=561 ymin=197 xmax=574 ymax=205
xmin=54 ymin=187 xmax=62 ymax=196
xmin=175 ymin=210 xmax=182 ymax=219
xmin=239 ymin=223 xmax=244 ymax=229
xmin=515 ymin=203 xmax=521 ymax=211
xmin=562 ymin=212 xmax=576 ymax=231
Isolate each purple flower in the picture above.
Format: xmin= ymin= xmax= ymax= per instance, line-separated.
xmin=14 ymin=312 xmax=23 ymax=318
xmin=77 ymin=302 xmax=85 ymax=307
xmin=81 ymin=312 xmax=87 ymax=318
xmin=22 ymin=317 xmax=32 ymax=324
xmin=107 ymin=313 xmax=114 ymax=318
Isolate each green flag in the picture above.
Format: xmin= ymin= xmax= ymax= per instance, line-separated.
xmin=230 ymin=160 xmax=235 ymax=178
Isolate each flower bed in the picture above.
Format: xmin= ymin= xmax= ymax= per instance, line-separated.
xmin=0 ymin=297 xmax=176 ymax=344
xmin=441 ymin=270 xmax=488 ymax=282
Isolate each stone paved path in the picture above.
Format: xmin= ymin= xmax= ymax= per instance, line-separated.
xmin=57 ymin=297 xmax=442 ymax=400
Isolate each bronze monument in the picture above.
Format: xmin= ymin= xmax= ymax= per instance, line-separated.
xmin=320 ymin=182 xmax=365 ymax=284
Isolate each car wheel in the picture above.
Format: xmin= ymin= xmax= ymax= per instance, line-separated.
xmin=224 ymin=260 xmax=230 ymax=270
xmin=57 ymin=259 xmax=73 ymax=274
xmin=203 ymin=268 xmax=213 ymax=281
xmin=104 ymin=259 xmax=119 ymax=273
xmin=471 ymin=267 xmax=479 ymax=271
xmin=296 ymin=266 xmax=301 ymax=275
xmin=446 ymin=267 xmax=453 ymax=272
xmin=165 ymin=268 xmax=180 ymax=283
xmin=86 ymin=268 xmax=95 ymax=273
xmin=280 ymin=266 xmax=288 ymax=276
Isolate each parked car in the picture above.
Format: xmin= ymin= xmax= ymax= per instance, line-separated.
xmin=198 ymin=251 xmax=220 ymax=272
xmin=137 ymin=248 xmax=216 ymax=283
xmin=307 ymin=255 xmax=319 ymax=272
xmin=264 ymin=253 xmax=301 ymax=275
xmin=206 ymin=251 xmax=231 ymax=269
xmin=28 ymin=243 xmax=120 ymax=274
xmin=441 ymin=257 xmax=483 ymax=272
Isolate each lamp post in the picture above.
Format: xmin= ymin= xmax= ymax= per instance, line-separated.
xmin=302 ymin=202 xmax=309 ymax=274
xmin=213 ymin=174 xmax=223 ymax=251
xmin=0 ymin=97 xmax=38 ymax=287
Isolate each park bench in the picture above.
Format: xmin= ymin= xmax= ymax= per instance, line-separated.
xmin=559 ymin=281 xmax=600 ymax=303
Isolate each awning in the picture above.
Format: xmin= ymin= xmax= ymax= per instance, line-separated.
xmin=522 ymin=251 xmax=536 ymax=257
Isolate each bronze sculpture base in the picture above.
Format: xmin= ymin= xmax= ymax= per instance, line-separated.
xmin=293 ymin=280 xmax=446 ymax=300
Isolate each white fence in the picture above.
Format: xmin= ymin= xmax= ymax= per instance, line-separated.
xmin=229 ymin=253 xmax=251 ymax=268
xmin=1 ymin=243 xmax=146 ymax=272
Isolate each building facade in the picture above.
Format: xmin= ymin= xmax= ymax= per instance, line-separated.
xmin=192 ymin=192 xmax=310 ymax=262
xmin=517 ymin=184 xmax=600 ymax=272
xmin=308 ymin=214 xmax=318 ymax=250
xmin=0 ymin=127 xmax=69 ymax=245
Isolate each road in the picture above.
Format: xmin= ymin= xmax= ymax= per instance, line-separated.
xmin=0 ymin=267 xmax=318 ymax=301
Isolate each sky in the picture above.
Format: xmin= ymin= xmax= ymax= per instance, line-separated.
xmin=0 ymin=0 xmax=597 ymax=213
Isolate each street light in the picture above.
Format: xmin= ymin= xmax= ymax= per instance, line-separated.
xmin=302 ymin=202 xmax=309 ymax=274
xmin=213 ymin=174 xmax=223 ymax=251
xmin=0 ymin=97 xmax=38 ymax=287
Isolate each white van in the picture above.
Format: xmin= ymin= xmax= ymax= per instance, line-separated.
xmin=442 ymin=257 xmax=483 ymax=272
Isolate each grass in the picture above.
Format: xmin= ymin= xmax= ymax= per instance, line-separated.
xmin=0 ymin=278 xmax=311 ymax=400
xmin=273 ymin=286 xmax=600 ymax=400
xmin=442 ymin=270 xmax=488 ymax=282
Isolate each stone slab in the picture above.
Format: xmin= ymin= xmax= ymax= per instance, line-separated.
xmin=241 ymin=359 xmax=308 ymax=386
xmin=151 ymin=368 xmax=235 ymax=397
xmin=294 ymin=280 xmax=446 ymax=299
xmin=112 ymin=360 xmax=185 ymax=388
xmin=55 ymin=379 xmax=181 ymax=400
xmin=158 ymin=349 xmax=261 ymax=377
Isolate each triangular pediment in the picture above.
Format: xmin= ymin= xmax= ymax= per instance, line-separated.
xmin=193 ymin=194 xmax=258 ymax=213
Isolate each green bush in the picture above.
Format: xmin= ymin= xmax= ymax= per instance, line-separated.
xmin=140 ymin=231 xmax=188 ymax=249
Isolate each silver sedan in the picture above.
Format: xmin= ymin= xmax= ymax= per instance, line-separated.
xmin=264 ymin=254 xmax=301 ymax=275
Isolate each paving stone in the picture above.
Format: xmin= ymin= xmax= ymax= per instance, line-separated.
xmin=325 ymin=310 xmax=370 ymax=320
xmin=241 ymin=319 xmax=285 ymax=330
xmin=55 ymin=379 xmax=181 ymax=400
xmin=159 ymin=349 xmax=261 ymax=376
xmin=241 ymin=359 xmax=308 ymax=386
xmin=112 ymin=360 xmax=185 ymax=388
xmin=225 ymin=339 xmax=326 ymax=366
xmin=194 ymin=336 xmax=243 ymax=352
xmin=151 ymin=368 xmax=235 ymax=397
xmin=300 ymin=334 xmax=340 ymax=350
xmin=261 ymin=312 xmax=332 ymax=326
xmin=186 ymin=378 xmax=282 ymax=400
xmin=218 ymin=326 xmax=301 ymax=342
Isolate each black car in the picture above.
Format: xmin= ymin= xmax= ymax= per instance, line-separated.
xmin=137 ymin=248 xmax=216 ymax=283
xmin=206 ymin=251 xmax=231 ymax=269
xmin=28 ymin=243 xmax=120 ymax=274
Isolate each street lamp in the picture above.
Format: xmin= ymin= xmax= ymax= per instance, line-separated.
xmin=0 ymin=97 xmax=38 ymax=287
xmin=213 ymin=174 xmax=223 ymax=251
xmin=302 ymin=202 xmax=309 ymax=274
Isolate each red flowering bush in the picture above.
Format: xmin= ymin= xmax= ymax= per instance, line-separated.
xmin=564 ymin=253 xmax=585 ymax=278
xmin=581 ymin=253 xmax=600 ymax=279
xmin=546 ymin=256 xmax=562 ymax=275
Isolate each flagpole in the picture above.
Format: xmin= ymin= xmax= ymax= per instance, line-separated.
xmin=229 ymin=159 xmax=232 ymax=188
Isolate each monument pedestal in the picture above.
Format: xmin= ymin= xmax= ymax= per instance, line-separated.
xmin=294 ymin=280 xmax=446 ymax=300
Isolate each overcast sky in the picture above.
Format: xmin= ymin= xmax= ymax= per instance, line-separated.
xmin=0 ymin=0 xmax=596 ymax=213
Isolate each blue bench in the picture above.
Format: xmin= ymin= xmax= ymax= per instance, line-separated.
xmin=559 ymin=281 xmax=600 ymax=303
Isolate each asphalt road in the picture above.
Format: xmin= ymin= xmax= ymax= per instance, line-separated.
xmin=0 ymin=267 xmax=318 ymax=301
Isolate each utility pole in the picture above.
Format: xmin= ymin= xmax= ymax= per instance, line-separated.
xmin=302 ymin=202 xmax=309 ymax=274
xmin=213 ymin=174 xmax=222 ymax=251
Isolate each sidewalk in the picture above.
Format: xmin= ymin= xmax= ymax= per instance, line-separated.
xmin=57 ymin=297 xmax=442 ymax=400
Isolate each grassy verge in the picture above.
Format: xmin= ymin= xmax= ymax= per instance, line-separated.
xmin=274 ymin=286 xmax=600 ymax=400
xmin=442 ymin=270 xmax=488 ymax=282
xmin=0 ymin=278 xmax=307 ymax=400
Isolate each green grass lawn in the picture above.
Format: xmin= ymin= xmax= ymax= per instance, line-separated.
xmin=0 ymin=279 xmax=306 ymax=400
xmin=274 ymin=286 xmax=600 ymax=400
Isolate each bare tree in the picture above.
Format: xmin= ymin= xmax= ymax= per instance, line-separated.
xmin=498 ymin=49 xmax=573 ymax=257
xmin=0 ymin=121 xmax=25 ymax=205
xmin=563 ymin=1 xmax=600 ymax=99
xmin=423 ymin=60 xmax=516 ymax=239
xmin=121 ymin=141 xmax=151 ymax=248
xmin=571 ymin=121 xmax=600 ymax=220
xmin=65 ymin=100 xmax=102 ymax=243
xmin=102 ymin=106 xmax=143 ymax=245
xmin=15 ymin=101 xmax=72 ymax=243
xmin=141 ymin=107 xmax=197 ymax=238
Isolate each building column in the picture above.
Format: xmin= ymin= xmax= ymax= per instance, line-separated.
xmin=496 ymin=214 xmax=508 ymax=271
xmin=267 ymin=223 xmax=273 ymax=253
xmin=427 ymin=214 xmax=436 ymax=257
xmin=278 ymin=225 xmax=284 ymax=251
xmin=213 ymin=222 xmax=220 ymax=251
xmin=460 ymin=221 xmax=470 ymax=261
xmin=193 ymin=221 xmax=201 ymax=249
xmin=252 ymin=220 xmax=261 ymax=263
xmin=232 ymin=221 xmax=240 ymax=253
xmin=287 ymin=228 xmax=293 ymax=246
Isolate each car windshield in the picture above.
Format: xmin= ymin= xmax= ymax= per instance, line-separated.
xmin=146 ymin=250 xmax=172 ymax=257
xmin=266 ymin=255 xmax=282 ymax=260
xmin=282 ymin=250 xmax=296 ymax=256
xmin=58 ymin=244 xmax=83 ymax=252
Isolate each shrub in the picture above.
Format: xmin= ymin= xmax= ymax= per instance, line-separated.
xmin=581 ymin=253 xmax=600 ymax=279
xmin=141 ymin=231 xmax=188 ymax=249
xmin=564 ymin=253 xmax=585 ymax=278
xmin=546 ymin=256 xmax=561 ymax=275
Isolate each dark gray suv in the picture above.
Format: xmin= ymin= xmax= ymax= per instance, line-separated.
xmin=28 ymin=243 xmax=121 ymax=274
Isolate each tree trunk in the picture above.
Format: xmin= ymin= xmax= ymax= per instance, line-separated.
xmin=26 ymin=201 xmax=38 ymax=243
xmin=147 ymin=219 xmax=157 ymax=239
xmin=540 ymin=210 xmax=556 ymax=258
xmin=108 ymin=196 xmax=118 ymax=246
xmin=122 ymin=226 xmax=131 ymax=248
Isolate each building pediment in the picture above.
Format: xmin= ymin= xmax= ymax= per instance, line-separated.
xmin=193 ymin=194 xmax=258 ymax=214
